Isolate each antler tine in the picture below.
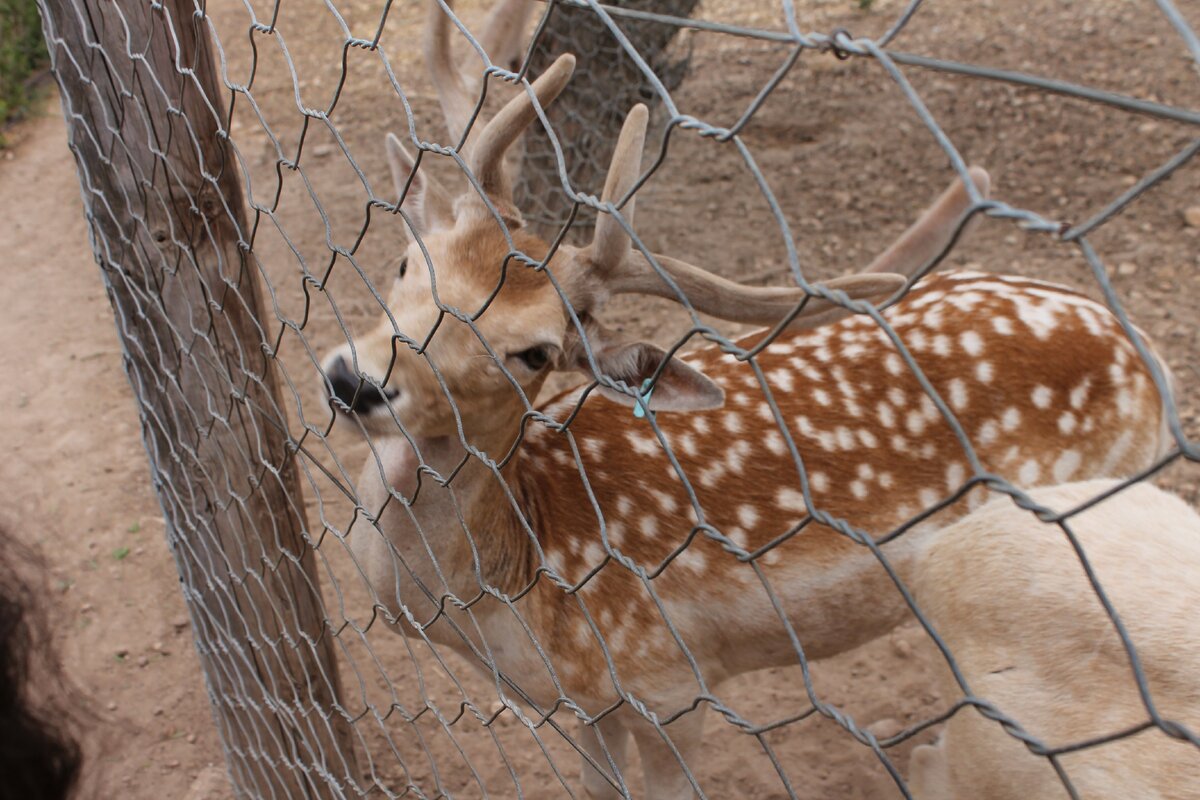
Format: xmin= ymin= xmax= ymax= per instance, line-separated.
xmin=427 ymin=0 xmax=538 ymax=144
xmin=589 ymin=103 xmax=649 ymax=272
xmin=573 ymin=101 xmax=913 ymax=327
xmin=426 ymin=0 xmax=476 ymax=143
xmin=477 ymin=0 xmax=536 ymax=74
xmin=863 ymin=166 xmax=991 ymax=276
xmin=612 ymin=251 xmax=905 ymax=329
xmin=589 ymin=107 xmax=907 ymax=327
xmin=463 ymin=52 xmax=575 ymax=218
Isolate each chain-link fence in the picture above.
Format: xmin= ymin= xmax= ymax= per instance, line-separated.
xmin=38 ymin=0 xmax=1200 ymax=797
xmin=513 ymin=0 xmax=697 ymax=237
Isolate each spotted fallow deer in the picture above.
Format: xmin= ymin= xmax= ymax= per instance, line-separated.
xmin=319 ymin=3 xmax=1176 ymax=797
xmin=908 ymin=479 xmax=1200 ymax=800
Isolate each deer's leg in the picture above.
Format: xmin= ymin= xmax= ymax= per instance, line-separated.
xmin=630 ymin=707 xmax=707 ymax=800
xmin=580 ymin=714 xmax=631 ymax=799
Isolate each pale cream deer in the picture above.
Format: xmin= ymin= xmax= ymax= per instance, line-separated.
xmin=908 ymin=479 xmax=1200 ymax=800
xmin=319 ymin=3 xmax=1177 ymax=796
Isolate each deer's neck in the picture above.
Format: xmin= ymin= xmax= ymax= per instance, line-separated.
xmin=359 ymin=431 xmax=537 ymax=610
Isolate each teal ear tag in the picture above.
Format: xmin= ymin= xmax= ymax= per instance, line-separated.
xmin=633 ymin=378 xmax=654 ymax=419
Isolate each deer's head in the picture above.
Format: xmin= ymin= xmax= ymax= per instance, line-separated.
xmin=320 ymin=2 xmax=988 ymax=449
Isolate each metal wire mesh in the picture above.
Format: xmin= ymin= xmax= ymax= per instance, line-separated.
xmin=513 ymin=0 xmax=697 ymax=237
xmin=37 ymin=0 xmax=1200 ymax=798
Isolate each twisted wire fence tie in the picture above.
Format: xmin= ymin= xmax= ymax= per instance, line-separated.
xmin=632 ymin=378 xmax=655 ymax=420
xmin=826 ymin=27 xmax=855 ymax=61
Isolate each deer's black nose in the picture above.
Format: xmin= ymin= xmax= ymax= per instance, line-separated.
xmin=325 ymin=356 xmax=397 ymax=414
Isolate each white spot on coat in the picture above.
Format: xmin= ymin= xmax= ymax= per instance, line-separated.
xmin=1015 ymin=301 xmax=1062 ymax=339
xmin=959 ymin=330 xmax=984 ymax=356
xmin=699 ymin=459 xmax=727 ymax=488
xmin=1031 ymin=385 xmax=1053 ymax=409
xmin=1116 ymin=388 xmax=1134 ymax=416
xmin=626 ymin=430 xmax=659 ymax=457
xmin=732 ymin=503 xmax=759 ymax=531
xmin=1058 ymin=412 xmax=1077 ymax=435
xmin=948 ymin=378 xmax=969 ymax=411
xmin=639 ymin=515 xmax=659 ymax=538
xmin=677 ymin=547 xmax=708 ymax=573
xmin=726 ymin=440 xmax=751 ymax=473
xmin=1070 ymin=379 xmax=1091 ymax=410
xmin=978 ymin=420 xmax=999 ymax=446
xmin=727 ymin=526 xmax=749 ymax=550
xmin=769 ymin=369 xmax=795 ymax=393
xmin=777 ymin=487 xmax=808 ymax=513
xmin=1100 ymin=429 xmax=1135 ymax=474
xmin=919 ymin=488 xmax=940 ymax=509
xmin=836 ymin=426 xmax=856 ymax=450
xmin=877 ymin=402 xmax=896 ymax=429
xmin=796 ymin=415 xmax=816 ymax=438
xmin=946 ymin=462 xmax=966 ymax=490
xmin=582 ymin=541 xmax=605 ymax=567
xmin=649 ymin=489 xmax=678 ymax=515
xmin=920 ymin=393 xmax=939 ymax=421
xmin=792 ymin=357 xmax=823 ymax=382
xmin=1052 ymin=449 xmax=1082 ymax=482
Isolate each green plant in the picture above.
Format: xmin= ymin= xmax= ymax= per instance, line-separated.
xmin=0 ymin=0 xmax=47 ymax=125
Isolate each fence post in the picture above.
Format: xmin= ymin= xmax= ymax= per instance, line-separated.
xmin=38 ymin=1 xmax=359 ymax=796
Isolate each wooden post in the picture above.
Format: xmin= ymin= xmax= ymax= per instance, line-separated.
xmin=38 ymin=1 xmax=360 ymax=796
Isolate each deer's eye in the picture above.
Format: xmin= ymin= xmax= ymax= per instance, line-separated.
xmin=398 ymin=256 xmax=409 ymax=278
xmin=514 ymin=345 xmax=552 ymax=372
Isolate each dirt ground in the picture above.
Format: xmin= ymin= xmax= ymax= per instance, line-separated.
xmin=2 ymin=0 xmax=1198 ymax=798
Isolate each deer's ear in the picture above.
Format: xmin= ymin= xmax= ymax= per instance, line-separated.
xmin=566 ymin=325 xmax=725 ymax=413
xmin=385 ymin=133 xmax=455 ymax=237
